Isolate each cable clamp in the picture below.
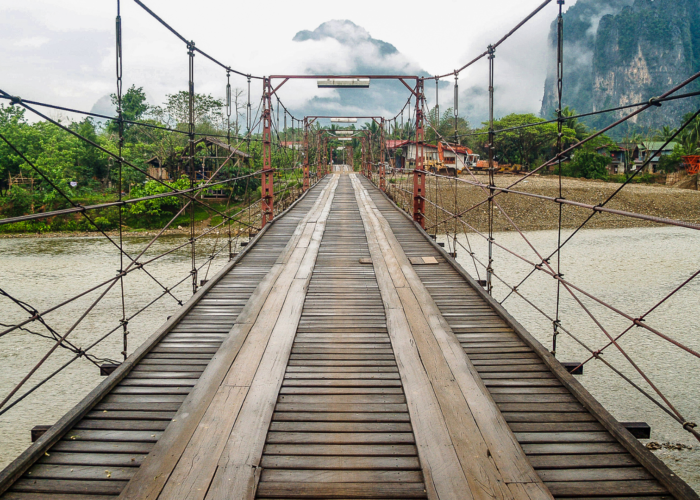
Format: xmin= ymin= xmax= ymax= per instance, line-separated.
xmin=592 ymin=350 xmax=602 ymax=358
xmin=120 ymin=319 xmax=128 ymax=327
xmin=633 ymin=317 xmax=645 ymax=326
xmin=10 ymin=95 xmax=22 ymax=105
xmin=683 ymin=421 xmax=697 ymax=430
xmin=648 ymin=96 xmax=662 ymax=107
xmin=77 ymin=348 xmax=85 ymax=358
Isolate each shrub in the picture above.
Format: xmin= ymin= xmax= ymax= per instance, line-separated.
xmin=568 ymin=151 xmax=609 ymax=180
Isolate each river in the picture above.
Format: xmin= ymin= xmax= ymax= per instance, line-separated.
xmin=0 ymin=227 xmax=698 ymax=490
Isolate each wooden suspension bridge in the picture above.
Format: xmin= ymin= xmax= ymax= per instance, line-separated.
xmin=0 ymin=173 xmax=696 ymax=500
xmin=2 ymin=0 xmax=700 ymax=497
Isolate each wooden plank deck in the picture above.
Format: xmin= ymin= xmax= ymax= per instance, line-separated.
xmin=0 ymin=173 xmax=696 ymax=500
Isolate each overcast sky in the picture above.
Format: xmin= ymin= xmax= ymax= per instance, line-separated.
xmin=0 ymin=0 xmax=576 ymax=126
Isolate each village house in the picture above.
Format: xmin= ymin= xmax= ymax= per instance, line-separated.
xmin=595 ymin=142 xmax=676 ymax=175
xmin=636 ymin=141 xmax=677 ymax=173
xmin=385 ymin=140 xmax=479 ymax=171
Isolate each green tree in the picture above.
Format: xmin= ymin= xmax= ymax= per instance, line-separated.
xmin=560 ymin=106 xmax=588 ymax=140
xmin=478 ymin=113 xmax=577 ymax=169
xmin=107 ymin=85 xmax=149 ymax=138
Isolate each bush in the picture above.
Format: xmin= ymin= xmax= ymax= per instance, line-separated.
xmin=658 ymin=155 xmax=681 ymax=173
xmin=127 ymin=176 xmax=190 ymax=221
xmin=3 ymin=186 xmax=34 ymax=216
xmin=568 ymin=151 xmax=609 ymax=180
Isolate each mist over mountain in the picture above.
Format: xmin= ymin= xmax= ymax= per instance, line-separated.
xmin=286 ymin=20 xmax=432 ymax=120
xmin=541 ymin=0 xmax=700 ymax=135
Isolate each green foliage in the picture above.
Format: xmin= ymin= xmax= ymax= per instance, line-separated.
xmin=127 ymin=176 xmax=190 ymax=219
xmin=473 ymin=114 xmax=577 ymax=169
xmin=658 ymin=154 xmax=681 ymax=173
xmin=3 ymin=185 xmax=34 ymax=216
xmin=107 ymin=85 xmax=149 ymax=138
xmin=567 ymin=151 xmax=610 ymax=180
xmin=426 ymin=107 xmax=470 ymax=143
xmin=675 ymin=112 xmax=700 ymax=155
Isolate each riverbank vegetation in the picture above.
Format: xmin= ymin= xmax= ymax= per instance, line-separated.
xmin=2 ymin=87 xmax=699 ymax=234
xmin=0 ymin=86 xmax=305 ymax=234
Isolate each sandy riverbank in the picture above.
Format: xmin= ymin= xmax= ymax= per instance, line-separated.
xmin=388 ymin=173 xmax=700 ymax=233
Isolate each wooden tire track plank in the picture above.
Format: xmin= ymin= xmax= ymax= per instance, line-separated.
xmin=350 ymin=175 xmax=551 ymax=500
xmin=200 ymin=175 xmax=340 ymax=500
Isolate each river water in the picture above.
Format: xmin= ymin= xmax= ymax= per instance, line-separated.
xmin=0 ymin=227 xmax=698 ymax=490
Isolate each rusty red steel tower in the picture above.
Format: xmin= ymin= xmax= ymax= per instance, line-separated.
xmin=413 ymin=78 xmax=425 ymax=228
xmin=361 ymin=136 xmax=367 ymax=179
xmin=316 ymin=130 xmax=323 ymax=179
xmin=322 ymin=135 xmax=328 ymax=176
xmin=379 ymin=118 xmax=386 ymax=191
xmin=261 ymin=77 xmax=274 ymax=227
xmin=302 ymin=118 xmax=310 ymax=191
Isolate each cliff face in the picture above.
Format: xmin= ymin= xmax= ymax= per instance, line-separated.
xmin=541 ymin=0 xmax=700 ymax=134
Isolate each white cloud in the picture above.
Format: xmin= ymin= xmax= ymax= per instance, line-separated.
xmin=0 ymin=0 xmax=574 ymax=125
xmin=13 ymin=37 xmax=50 ymax=48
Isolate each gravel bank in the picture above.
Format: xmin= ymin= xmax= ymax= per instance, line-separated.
xmin=388 ymin=173 xmax=700 ymax=233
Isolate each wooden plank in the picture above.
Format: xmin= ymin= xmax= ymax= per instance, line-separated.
xmin=51 ymin=442 xmax=152 ymax=454
xmin=259 ymin=469 xmax=423 ymax=483
xmin=193 ymin=176 xmax=340 ymax=500
xmin=10 ymin=479 xmax=127 ymax=495
xmin=545 ymin=480 xmax=667 ymax=497
xmin=265 ymin=432 xmax=414 ymax=444
xmin=26 ymin=465 xmax=135 ymax=481
xmin=3 ymin=493 xmax=116 ymax=500
xmin=351 ymin=174 xmax=550 ymax=500
xmin=528 ymin=454 xmax=638 ymax=469
xmin=39 ymin=453 xmax=145 ymax=467
xmin=271 ymin=412 xmax=410 ymax=422
xmin=268 ymin=421 xmax=412 ymax=432
xmin=157 ymin=386 xmax=247 ymax=499
xmin=255 ymin=481 xmax=428 ymax=498
xmin=259 ymin=455 xmax=421 ymax=470
xmin=537 ymin=467 xmax=654 ymax=481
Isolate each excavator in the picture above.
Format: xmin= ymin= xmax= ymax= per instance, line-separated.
xmin=426 ymin=142 xmax=458 ymax=176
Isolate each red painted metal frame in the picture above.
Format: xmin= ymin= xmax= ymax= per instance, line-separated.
xmin=303 ymin=118 xmax=310 ymax=191
xmin=413 ymin=79 xmax=426 ymax=228
xmin=261 ymin=77 xmax=274 ymax=227
xmin=379 ymin=118 xmax=386 ymax=191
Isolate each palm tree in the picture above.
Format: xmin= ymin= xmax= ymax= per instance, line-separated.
xmin=655 ymin=125 xmax=677 ymax=142
xmin=560 ymin=107 xmax=587 ymax=140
